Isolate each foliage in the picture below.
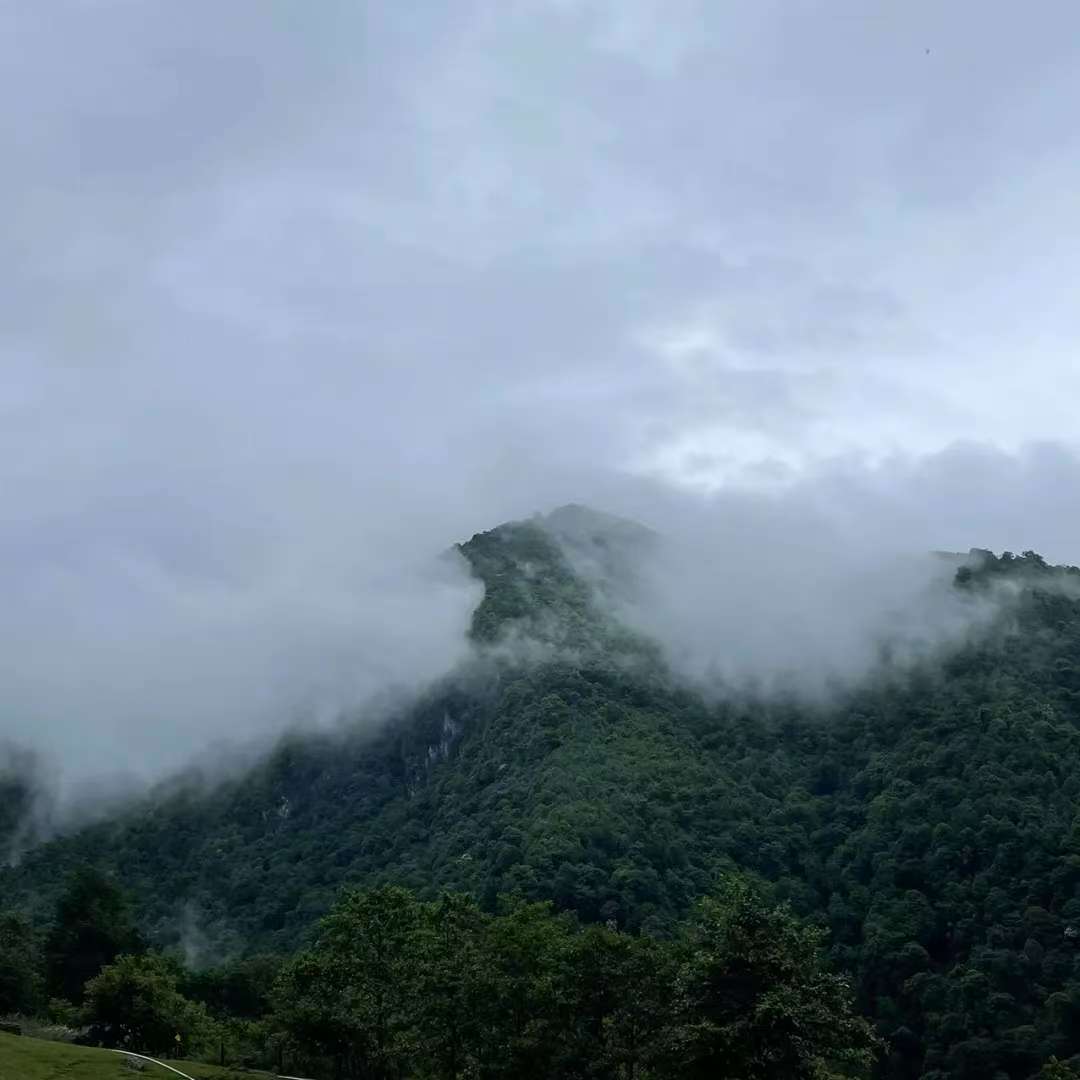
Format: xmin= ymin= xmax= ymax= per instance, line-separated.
xmin=1038 ymin=1059 xmax=1080 ymax=1080
xmin=273 ymin=881 xmax=876 ymax=1080
xmin=181 ymin=954 xmax=279 ymax=1020
xmin=0 ymin=911 xmax=42 ymax=1016
xmin=674 ymin=878 xmax=880 ymax=1079
xmin=43 ymin=867 xmax=144 ymax=1004
xmin=181 ymin=954 xmax=281 ymax=1068
xmin=82 ymin=952 xmax=211 ymax=1056
xmin=274 ymin=885 xmax=425 ymax=1078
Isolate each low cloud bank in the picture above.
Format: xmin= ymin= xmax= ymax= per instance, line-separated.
xmin=548 ymin=443 xmax=1080 ymax=698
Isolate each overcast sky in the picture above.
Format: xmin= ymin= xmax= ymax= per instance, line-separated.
xmin=4 ymin=1 xmax=1080 ymax=782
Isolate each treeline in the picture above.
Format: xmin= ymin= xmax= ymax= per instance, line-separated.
xmin=0 ymin=867 xmax=276 ymax=1067
xmin=1 ymin=867 xmax=881 ymax=1079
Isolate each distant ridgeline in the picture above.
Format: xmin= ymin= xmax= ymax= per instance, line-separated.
xmin=5 ymin=511 xmax=1080 ymax=1077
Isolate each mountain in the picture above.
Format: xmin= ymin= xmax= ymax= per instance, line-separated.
xmin=6 ymin=511 xmax=1080 ymax=1077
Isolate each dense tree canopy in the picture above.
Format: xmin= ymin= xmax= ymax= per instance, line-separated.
xmin=0 ymin=911 xmax=42 ymax=1016
xmin=82 ymin=951 xmax=209 ymax=1056
xmin=676 ymin=878 xmax=880 ymax=1079
xmin=273 ymin=881 xmax=877 ymax=1080
xmin=43 ymin=867 xmax=144 ymax=1004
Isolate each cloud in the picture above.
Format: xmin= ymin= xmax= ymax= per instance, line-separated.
xmin=0 ymin=502 xmax=482 ymax=783
xmin=588 ymin=444 xmax=1080 ymax=698
xmin=3 ymin=2 xmax=1080 ymax=790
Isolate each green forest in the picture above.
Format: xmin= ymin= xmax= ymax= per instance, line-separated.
xmin=0 ymin=866 xmax=878 ymax=1078
xmin=5 ymin=514 xmax=1080 ymax=1078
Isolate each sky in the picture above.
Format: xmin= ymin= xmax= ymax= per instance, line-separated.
xmin=4 ymin=1 xmax=1080 ymax=784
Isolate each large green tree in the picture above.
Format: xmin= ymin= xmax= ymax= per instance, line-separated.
xmin=412 ymin=891 xmax=494 ymax=1080
xmin=561 ymin=921 xmax=674 ymax=1078
xmin=674 ymin=878 xmax=880 ymax=1080
xmin=0 ymin=911 xmax=42 ymax=1015
xmin=182 ymin=954 xmax=282 ymax=1067
xmin=83 ymin=952 xmax=210 ymax=1055
xmin=44 ymin=867 xmax=143 ymax=1003
xmin=274 ymin=885 xmax=424 ymax=1080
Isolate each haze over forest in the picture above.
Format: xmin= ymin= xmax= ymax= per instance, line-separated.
xmin=5 ymin=3 xmax=1080 ymax=789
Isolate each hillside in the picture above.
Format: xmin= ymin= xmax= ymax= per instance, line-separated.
xmin=0 ymin=1030 xmax=256 ymax=1079
xmin=5 ymin=512 xmax=1080 ymax=1077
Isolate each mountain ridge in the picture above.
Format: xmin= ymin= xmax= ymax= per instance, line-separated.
xmin=5 ymin=514 xmax=1080 ymax=1076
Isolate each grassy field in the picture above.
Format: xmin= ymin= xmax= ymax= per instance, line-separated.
xmin=0 ymin=1032 xmax=271 ymax=1080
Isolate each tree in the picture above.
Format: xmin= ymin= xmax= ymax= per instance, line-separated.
xmin=183 ymin=954 xmax=282 ymax=1067
xmin=45 ymin=867 xmax=144 ymax=1003
xmin=274 ymin=885 xmax=424 ymax=1080
xmin=83 ymin=952 xmax=210 ymax=1055
xmin=480 ymin=897 xmax=578 ymax=1080
xmin=183 ymin=953 xmax=280 ymax=1020
xmin=673 ymin=877 xmax=881 ymax=1079
xmin=0 ymin=911 xmax=43 ymax=1015
xmin=412 ymin=892 xmax=493 ymax=1080
xmin=562 ymin=922 xmax=675 ymax=1079
xmin=1040 ymin=1060 xmax=1080 ymax=1080
xmin=275 ymin=880 xmax=885 ymax=1080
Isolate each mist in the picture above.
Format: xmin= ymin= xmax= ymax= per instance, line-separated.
xmin=0 ymin=529 xmax=481 ymax=787
xmin=623 ymin=538 xmax=986 ymax=699
xmin=4 ymin=3 xmax=1080 ymax=798
xmin=546 ymin=443 xmax=1080 ymax=699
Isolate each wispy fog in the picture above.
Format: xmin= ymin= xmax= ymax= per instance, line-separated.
xmin=4 ymin=2 xmax=1080 ymax=797
xmin=546 ymin=444 xmax=1080 ymax=698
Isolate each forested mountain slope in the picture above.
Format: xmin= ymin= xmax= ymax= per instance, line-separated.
xmin=5 ymin=511 xmax=1080 ymax=1077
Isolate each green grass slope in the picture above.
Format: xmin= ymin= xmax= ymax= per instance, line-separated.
xmin=0 ymin=1031 xmax=261 ymax=1080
